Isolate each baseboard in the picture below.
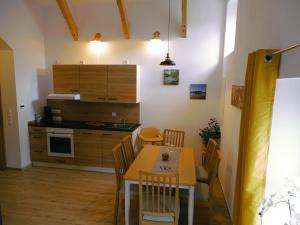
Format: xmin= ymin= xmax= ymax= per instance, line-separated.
xmin=32 ymin=161 xmax=115 ymax=173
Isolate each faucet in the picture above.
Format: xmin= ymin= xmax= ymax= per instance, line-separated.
xmin=120 ymin=118 xmax=127 ymax=125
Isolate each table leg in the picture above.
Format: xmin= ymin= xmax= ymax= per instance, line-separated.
xmin=188 ymin=186 xmax=195 ymax=225
xmin=125 ymin=180 xmax=130 ymax=225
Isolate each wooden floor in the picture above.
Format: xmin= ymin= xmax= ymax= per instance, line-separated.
xmin=0 ymin=167 xmax=232 ymax=225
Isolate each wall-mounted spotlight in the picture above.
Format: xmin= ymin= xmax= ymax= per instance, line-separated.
xmin=89 ymin=33 xmax=107 ymax=54
xmin=147 ymin=31 xmax=165 ymax=54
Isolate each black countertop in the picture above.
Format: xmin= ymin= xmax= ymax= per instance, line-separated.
xmin=28 ymin=120 xmax=140 ymax=132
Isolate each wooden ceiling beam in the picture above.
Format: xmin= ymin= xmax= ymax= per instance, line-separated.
xmin=116 ymin=0 xmax=130 ymax=39
xmin=181 ymin=0 xmax=187 ymax=38
xmin=56 ymin=0 xmax=79 ymax=41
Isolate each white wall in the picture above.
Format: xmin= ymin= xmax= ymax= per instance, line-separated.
xmin=0 ymin=0 xmax=46 ymax=168
xmin=42 ymin=0 xmax=226 ymax=162
xmin=219 ymin=0 xmax=300 ymax=215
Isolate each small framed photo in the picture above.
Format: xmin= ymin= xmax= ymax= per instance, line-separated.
xmin=231 ymin=85 xmax=244 ymax=109
xmin=190 ymin=84 xmax=207 ymax=100
xmin=163 ymin=69 xmax=179 ymax=85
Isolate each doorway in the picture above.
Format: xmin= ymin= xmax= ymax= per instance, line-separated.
xmin=0 ymin=85 xmax=5 ymax=169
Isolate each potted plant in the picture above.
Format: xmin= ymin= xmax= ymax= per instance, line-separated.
xmin=199 ymin=118 xmax=221 ymax=146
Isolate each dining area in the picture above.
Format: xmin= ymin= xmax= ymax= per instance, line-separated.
xmin=112 ymin=128 xmax=226 ymax=225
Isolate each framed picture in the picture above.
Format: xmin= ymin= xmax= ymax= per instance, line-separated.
xmin=231 ymin=85 xmax=244 ymax=109
xmin=190 ymin=84 xmax=207 ymax=100
xmin=163 ymin=69 xmax=179 ymax=85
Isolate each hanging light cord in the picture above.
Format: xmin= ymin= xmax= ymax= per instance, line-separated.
xmin=167 ymin=0 xmax=171 ymax=54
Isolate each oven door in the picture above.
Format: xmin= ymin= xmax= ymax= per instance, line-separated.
xmin=47 ymin=133 xmax=74 ymax=158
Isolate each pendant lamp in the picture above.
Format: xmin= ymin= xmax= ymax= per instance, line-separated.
xmin=160 ymin=0 xmax=176 ymax=66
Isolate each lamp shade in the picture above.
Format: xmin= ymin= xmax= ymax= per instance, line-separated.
xmin=160 ymin=53 xmax=176 ymax=66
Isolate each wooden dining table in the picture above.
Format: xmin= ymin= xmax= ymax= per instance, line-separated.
xmin=123 ymin=145 xmax=196 ymax=225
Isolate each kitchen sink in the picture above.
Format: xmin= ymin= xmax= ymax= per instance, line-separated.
xmin=84 ymin=121 xmax=136 ymax=130
xmin=107 ymin=123 xmax=136 ymax=130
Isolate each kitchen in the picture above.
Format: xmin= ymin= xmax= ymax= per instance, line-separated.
xmin=29 ymin=64 xmax=141 ymax=170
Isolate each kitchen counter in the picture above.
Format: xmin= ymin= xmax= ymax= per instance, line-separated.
xmin=28 ymin=120 xmax=141 ymax=132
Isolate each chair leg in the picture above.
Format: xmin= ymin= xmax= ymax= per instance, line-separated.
xmin=114 ymin=191 xmax=120 ymax=225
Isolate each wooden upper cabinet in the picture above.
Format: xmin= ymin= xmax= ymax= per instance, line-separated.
xmin=80 ymin=65 xmax=108 ymax=102
xmin=53 ymin=65 xmax=80 ymax=94
xmin=52 ymin=64 xmax=140 ymax=103
xmin=107 ymin=65 xmax=140 ymax=103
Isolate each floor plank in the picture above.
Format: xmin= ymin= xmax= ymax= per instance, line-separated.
xmin=0 ymin=167 xmax=232 ymax=225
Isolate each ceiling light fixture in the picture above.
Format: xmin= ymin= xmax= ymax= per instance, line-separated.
xmin=152 ymin=31 xmax=161 ymax=40
xmin=89 ymin=32 xmax=107 ymax=55
xmin=160 ymin=0 xmax=176 ymax=66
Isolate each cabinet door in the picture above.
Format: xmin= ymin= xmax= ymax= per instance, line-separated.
xmin=107 ymin=65 xmax=137 ymax=103
xmin=53 ymin=65 xmax=80 ymax=94
xmin=74 ymin=129 xmax=101 ymax=167
xmin=80 ymin=65 xmax=107 ymax=102
xmin=29 ymin=127 xmax=47 ymax=162
xmin=100 ymin=131 xmax=130 ymax=168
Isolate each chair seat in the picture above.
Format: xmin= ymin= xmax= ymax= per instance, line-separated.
xmin=196 ymin=165 xmax=208 ymax=182
xmin=142 ymin=194 xmax=179 ymax=223
xmin=143 ymin=215 xmax=174 ymax=223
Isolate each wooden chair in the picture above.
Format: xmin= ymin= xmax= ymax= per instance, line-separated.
xmin=121 ymin=135 xmax=135 ymax=170
xmin=196 ymin=151 xmax=220 ymax=225
xmin=202 ymin=138 xmax=218 ymax=171
xmin=162 ymin=129 xmax=185 ymax=147
xmin=196 ymin=138 xmax=218 ymax=184
xmin=139 ymin=171 xmax=180 ymax=225
xmin=112 ymin=143 xmax=126 ymax=225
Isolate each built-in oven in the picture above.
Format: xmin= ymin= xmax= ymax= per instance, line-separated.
xmin=46 ymin=128 xmax=74 ymax=158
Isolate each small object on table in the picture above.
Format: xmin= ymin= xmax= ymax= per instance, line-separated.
xmin=162 ymin=152 xmax=169 ymax=161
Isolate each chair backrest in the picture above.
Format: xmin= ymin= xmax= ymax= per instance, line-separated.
xmin=163 ymin=129 xmax=185 ymax=147
xmin=112 ymin=143 xmax=127 ymax=191
xmin=139 ymin=171 xmax=179 ymax=224
xmin=121 ymin=135 xmax=135 ymax=170
xmin=140 ymin=127 xmax=160 ymax=139
xmin=206 ymin=150 xmax=220 ymax=225
xmin=202 ymin=138 xmax=218 ymax=171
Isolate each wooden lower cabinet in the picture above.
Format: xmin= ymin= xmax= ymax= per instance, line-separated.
xmin=100 ymin=131 xmax=130 ymax=168
xmin=29 ymin=126 xmax=131 ymax=168
xmin=48 ymin=156 xmax=74 ymax=164
xmin=74 ymin=129 xmax=101 ymax=167
xmin=29 ymin=127 xmax=47 ymax=162
xmin=74 ymin=129 xmax=130 ymax=168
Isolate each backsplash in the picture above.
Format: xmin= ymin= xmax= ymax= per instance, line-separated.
xmin=47 ymin=100 xmax=140 ymax=123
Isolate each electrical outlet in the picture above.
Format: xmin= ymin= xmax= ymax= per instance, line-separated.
xmin=51 ymin=109 xmax=61 ymax=114
xmin=7 ymin=110 xmax=13 ymax=126
xmin=112 ymin=112 xmax=117 ymax=117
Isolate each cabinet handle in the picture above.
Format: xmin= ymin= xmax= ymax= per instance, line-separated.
xmin=82 ymin=132 xmax=93 ymax=135
xmin=69 ymin=89 xmax=79 ymax=92
xmin=102 ymin=133 xmax=113 ymax=136
xmin=107 ymin=98 xmax=118 ymax=101
xmin=56 ymin=159 xmax=66 ymax=163
xmin=33 ymin=150 xmax=43 ymax=153
xmin=97 ymin=97 xmax=105 ymax=100
xmin=32 ymin=129 xmax=42 ymax=132
xmin=32 ymin=136 xmax=42 ymax=139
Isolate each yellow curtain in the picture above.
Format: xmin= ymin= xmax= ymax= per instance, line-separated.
xmin=233 ymin=50 xmax=281 ymax=225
